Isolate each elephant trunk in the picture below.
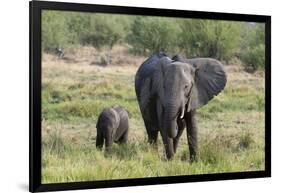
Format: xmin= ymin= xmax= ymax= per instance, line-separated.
xmin=165 ymin=118 xmax=177 ymax=138
xmin=164 ymin=103 xmax=179 ymax=138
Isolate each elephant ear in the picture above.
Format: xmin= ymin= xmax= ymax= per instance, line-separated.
xmin=189 ymin=58 xmax=227 ymax=110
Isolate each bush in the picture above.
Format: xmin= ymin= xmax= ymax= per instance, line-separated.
xmin=80 ymin=14 xmax=130 ymax=50
xmin=241 ymin=44 xmax=265 ymax=72
xmin=81 ymin=18 xmax=118 ymax=49
xmin=178 ymin=20 xmax=241 ymax=61
xmin=42 ymin=12 xmax=131 ymax=51
xmin=238 ymin=132 xmax=255 ymax=149
xmin=65 ymin=12 xmax=91 ymax=45
xmin=240 ymin=23 xmax=265 ymax=72
xmin=127 ymin=16 xmax=179 ymax=55
xmin=42 ymin=11 xmax=69 ymax=50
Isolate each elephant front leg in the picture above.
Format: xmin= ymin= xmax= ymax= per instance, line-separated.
xmin=104 ymin=131 xmax=113 ymax=152
xmin=96 ymin=131 xmax=104 ymax=150
xmin=185 ymin=110 xmax=198 ymax=162
xmin=160 ymin=130 xmax=174 ymax=160
xmin=173 ymin=119 xmax=186 ymax=153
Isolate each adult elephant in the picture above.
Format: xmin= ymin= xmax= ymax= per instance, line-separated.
xmin=135 ymin=52 xmax=227 ymax=161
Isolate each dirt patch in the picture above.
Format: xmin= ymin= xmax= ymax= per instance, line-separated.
xmin=43 ymin=45 xmax=146 ymax=67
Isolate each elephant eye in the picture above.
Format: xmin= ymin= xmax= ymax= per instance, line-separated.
xmin=184 ymin=85 xmax=188 ymax=89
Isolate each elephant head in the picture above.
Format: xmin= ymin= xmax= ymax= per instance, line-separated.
xmin=152 ymin=55 xmax=227 ymax=138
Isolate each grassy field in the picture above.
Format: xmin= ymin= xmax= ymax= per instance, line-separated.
xmin=41 ymin=46 xmax=265 ymax=183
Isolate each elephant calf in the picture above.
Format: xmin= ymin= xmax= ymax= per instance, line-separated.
xmin=96 ymin=106 xmax=129 ymax=150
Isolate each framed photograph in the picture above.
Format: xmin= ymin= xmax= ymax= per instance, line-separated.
xmin=30 ymin=0 xmax=271 ymax=192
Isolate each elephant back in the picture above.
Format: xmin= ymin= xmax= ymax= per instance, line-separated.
xmin=135 ymin=52 xmax=167 ymax=98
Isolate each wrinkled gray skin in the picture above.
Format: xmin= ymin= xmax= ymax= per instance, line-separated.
xmin=96 ymin=106 xmax=129 ymax=150
xmin=135 ymin=53 xmax=227 ymax=160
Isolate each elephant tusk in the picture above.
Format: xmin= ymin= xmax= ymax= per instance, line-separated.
xmin=180 ymin=106 xmax=185 ymax=119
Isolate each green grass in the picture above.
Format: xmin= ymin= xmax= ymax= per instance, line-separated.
xmin=41 ymin=53 xmax=265 ymax=183
xmin=42 ymin=128 xmax=264 ymax=182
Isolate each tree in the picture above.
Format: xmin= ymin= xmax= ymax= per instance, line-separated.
xmin=178 ymin=19 xmax=241 ymax=61
xmin=240 ymin=23 xmax=265 ymax=72
xmin=80 ymin=14 xmax=129 ymax=50
xmin=65 ymin=12 xmax=91 ymax=45
xmin=42 ymin=11 xmax=69 ymax=50
xmin=127 ymin=16 xmax=180 ymax=55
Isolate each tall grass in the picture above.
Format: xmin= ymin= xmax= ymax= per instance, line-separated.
xmin=42 ymin=127 xmax=264 ymax=183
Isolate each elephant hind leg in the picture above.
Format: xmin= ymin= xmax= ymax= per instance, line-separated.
xmin=147 ymin=129 xmax=158 ymax=146
xmin=143 ymin=118 xmax=158 ymax=146
xmin=142 ymin=98 xmax=159 ymax=146
xmin=104 ymin=132 xmax=113 ymax=151
xmin=117 ymin=129 xmax=129 ymax=144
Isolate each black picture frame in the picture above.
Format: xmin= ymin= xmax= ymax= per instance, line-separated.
xmin=29 ymin=0 xmax=271 ymax=192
